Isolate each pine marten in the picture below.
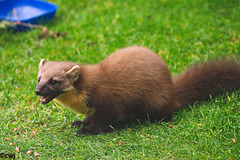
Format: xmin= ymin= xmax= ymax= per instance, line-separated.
xmin=35 ymin=46 xmax=240 ymax=135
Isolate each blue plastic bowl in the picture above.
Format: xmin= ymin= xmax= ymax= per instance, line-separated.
xmin=0 ymin=0 xmax=58 ymax=31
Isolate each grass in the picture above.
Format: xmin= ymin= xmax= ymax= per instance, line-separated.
xmin=0 ymin=0 xmax=239 ymax=159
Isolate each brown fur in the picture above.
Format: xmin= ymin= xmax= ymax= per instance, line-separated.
xmin=35 ymin=46 xmax=240 ymax=135
xmin=173 ymin=60 xmax=240 ymax=108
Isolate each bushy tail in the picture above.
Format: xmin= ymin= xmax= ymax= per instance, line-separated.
xmin=173 ymin=59 xmax=240 ymax=109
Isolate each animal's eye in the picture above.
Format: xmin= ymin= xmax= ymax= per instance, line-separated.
xmin=37 ymin=77 xmax=40 ymax=83
xmin=49 ymin=79 xmax=58 ymax=85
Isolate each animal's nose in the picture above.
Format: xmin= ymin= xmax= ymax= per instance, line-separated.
xmin=35 ymin=89 xmax=41 ymax=95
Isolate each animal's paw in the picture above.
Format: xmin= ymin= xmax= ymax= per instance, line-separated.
xmin=71 ymin=121 xmax=85 ymax=128
xmin=75 ymin=127 xmax=93 ymax=136
xmin=74 ymin=125 xmax=111 ymax=136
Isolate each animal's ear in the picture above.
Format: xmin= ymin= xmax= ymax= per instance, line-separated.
xmin=66 ymin=65 xmax=80 ymax=83
xmin=39 ymin=59 xmax=46 ymax=69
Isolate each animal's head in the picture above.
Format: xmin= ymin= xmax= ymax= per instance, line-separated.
xmin=35 ymin=59 xmax=80 ymax=104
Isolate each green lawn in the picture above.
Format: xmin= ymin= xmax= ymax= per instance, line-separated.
xmin=0 ymin=0 xmax=239 ymax=159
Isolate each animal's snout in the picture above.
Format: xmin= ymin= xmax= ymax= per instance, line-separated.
xmin=35 ymin=89 xmax=41 ymax=95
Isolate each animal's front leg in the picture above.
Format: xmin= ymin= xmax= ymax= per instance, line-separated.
xmin=74 ymin=110 xmax=119 ymax=135
xmin=71 ymin=116 xmax=91 ymax=128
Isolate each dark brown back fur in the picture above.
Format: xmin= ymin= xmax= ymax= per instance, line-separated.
xmin=77 ymin=47 xmax=176 ymax=121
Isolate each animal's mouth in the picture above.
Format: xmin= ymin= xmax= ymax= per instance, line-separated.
xmin=40 ymin=95 xmax=56 ymax=104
